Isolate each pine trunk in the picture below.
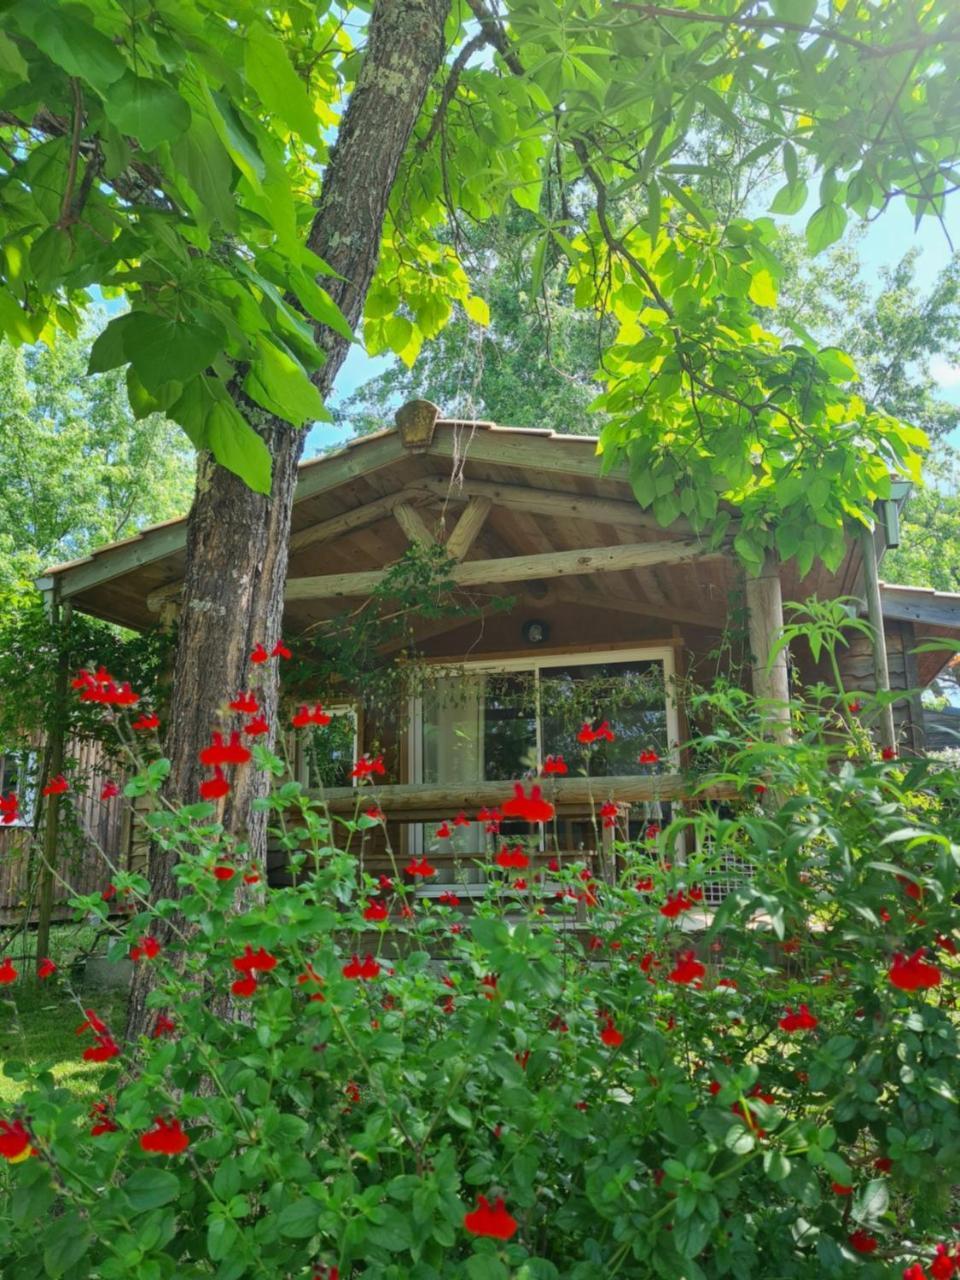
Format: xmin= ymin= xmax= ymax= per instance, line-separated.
xmin=126 ymin=0 xmax=450 ymax=1038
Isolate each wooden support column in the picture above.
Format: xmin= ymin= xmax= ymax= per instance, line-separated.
xmin=744 ymin=551 xmax=791 ymax=741
xmin=860 ymin=527 xmax=897 ymax=752
xmin=35 ymin=590 xmax=71 ymax=969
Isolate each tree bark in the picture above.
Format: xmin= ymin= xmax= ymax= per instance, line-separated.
xmin=126 ymin=0 xmax=450 ymax=1038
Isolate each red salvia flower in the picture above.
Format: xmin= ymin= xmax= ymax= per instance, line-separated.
xmin=849 ymin=1229 xmax=878 ymax=1255
xmin=229 ymin=691 xmax=259 ymax=713
xmin=75 ymin=1009 xmax=107 ymax=1036
xmin=477 ymin=806 xmax=500 ymax=822
xmin=83 ymin=1033 xmax=121 ymax=1062
xmin=600 ymin=1015 xmax=624 ymax=1048
xmin=439 ymin=891 xmax=460 ymax=906
xmin=37 ymin=958 xmax=56 ymax=979
xmin=243 ymin=715 xmax=269 ymax=736
xmin=271 ymin=640 xmax=292 ymax=659
xmin=513 ymin=878 xmax=527 ymax=890
xmin=200 ymin=766 xmax=230 ymax=800
xmin=638 ymin=749 xmax=659 ymax=764
xmin=481 ymin=974 xmax=498 ymax=999
xmin=232 ymin=945 xmax=277 ymax=973
xmin=130 ymin=935 xmax=160 ymax=962
xmin=495 ymin=845 xmax=529 ymax=870
xmin=292 ymin=703 xmax=331 ymax=728
xmin=250 ymin=643 xmax=269 ymax=664
xmin=89 ymin=1102 xmax=118 ymax=1137
xmin=514 ymin=1049 xmax=530 ymax=1070
xmin=151 ymin=1014 xmax=176 ymax=1038
xmin=874 ymin=1156 xmax=893 ymax=1173
xmin=213 ymin=864 xmax=236 ymax=881
xmin=342 ymin=953 xmax=381 ymax=980
xmin=660 ymin=890 xmax=692 ymax=918
xmin=378 ymin=874 xmax=394 ymax=891
xmin=599 ymin=800 xmax=618 ymax=829
xmin=435 ymin=821 xmax=451 ymax=838
xmin=936 ymin=932 xmax=959 ymax=956
xmin=635 ymin=876 xmax=654 ymax=892
xmin=930 ymin=1245 xmax=958 ymax=1280
xmin=453 ymin=810 xmax=471 ymax=826
xmin=716 ymin=977 xmax=738 ymax=990
xmin=400 ymin=903 xmax=414 ymax=920
xmin=73 ymin=668 xmax=140 ymax=707
xmin=351 ymin=753 xmax=386 ymax=779
xmin=0 ymin=792 xmax=19 ymax=824
xmin=502 ymin=782 xmax=554 ymax=822
xmin=0 ymin=1119 xmax=32 ymax=1160
xmin=131 ymin=712 xmax=160 ymax=731
xmin=0 ymin=957 xmax=17 ymax=984
xmin=889 ymin=948 xmax=941 ymax=991
xmin=243 ymin=869 xmax=260 ymax=884
xmin=588 ymin=934 xmax=604 ymax=951
xmin=442 ymin=994 xmax=455 ymax=1014
xmin=200 ymin=730 xmax=251 ymax=766
xmin=42 ymin=774 xmax=68 ymax=796
xmin=365 ymin=806 xmax=386 ymax=822
xmin=363 ymin=899 xmax=388 ymax=922
xmin=543 ymin=754 xmax=568 ymax=775
xmin=298 ymin=962 xmax=323 ymax=986
xmin=140 ymin=1116 xmax=189 ymax=1155
xmin=102 ymin=884 xmax=116 ymax=901
xmin=668 ymin=951 xmax=705 ymax=984
xmin=231 ymin=974 xmax=258 ymax=997
xmin=897 ymin=874 xmax=923 ymax=902
xmin=831 ymin=1182 xmax=853 ymax=1195
xmin=881 ymin=745 xmax=897 ymax=761
xmin=779 ymin=1004 xmax=818 ymax=1033
xmin=100 ymin=781 xmax=120 ymax=800
xmin=404 ymin=856 xmax=436 ymax=877
xmin=548 ymin=857 xmax=561 ymax=873
xmin=463 ymin=1195 xmax=518 ymax=1240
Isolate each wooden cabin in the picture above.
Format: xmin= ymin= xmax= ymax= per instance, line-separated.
xmin=9 ymin=400 xmax=959 ymax=920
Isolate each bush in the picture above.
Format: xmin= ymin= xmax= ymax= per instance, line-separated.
xmin=1 ymin=680 xmax=958 ymax=1279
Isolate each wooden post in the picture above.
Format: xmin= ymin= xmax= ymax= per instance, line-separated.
xmin=744 ymin=551 xmax=791 ymax=741
xmin=35 ymin=591 xmax=71 ymax=970
xmin=859 ymin=526 xmax=897 ymax=753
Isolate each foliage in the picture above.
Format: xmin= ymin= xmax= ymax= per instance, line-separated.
xmin=1 ymin=642 xmax=959 ymax=1276
xmin=0 ymin=322 xmax=194 ymax=600
xmin=885 ymin=446 xmax=960 ymax=593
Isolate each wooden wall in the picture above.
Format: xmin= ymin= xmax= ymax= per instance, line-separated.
xmin=835 ymin=620 xmax=924 ymax=752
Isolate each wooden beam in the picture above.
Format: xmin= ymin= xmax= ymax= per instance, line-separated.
xmin=393 ymin=502 xmax=437 ymax=546
xmin=313 ymin=773 xmax=737 ymax=815
xmin=861 ymin=528 xmax=897 ymax=751
xmin=417 ymin=473 xmax=697 ymax=535
xmin=36 ymin=594 xmax=71 ymax=971
xmin=286 ymin=538 xmax=724 ymax=602
xmin=445 ymin=497 xmax=492 ymax=560
xmin=744 ymin=551 xmax=791 ymax=741
xmin=877 ymin=589 xmax=960 ymax=631
xmin=428 ymin=428 xmax=632 ymax=485
xmin=553 ymin=584 xmax=725 ymax=631
xmin=289 ymin=485 xmax=426 ymax=554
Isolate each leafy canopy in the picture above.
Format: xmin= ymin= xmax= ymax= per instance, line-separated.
xmin=1 ymin=1 xmax=960 ymax=569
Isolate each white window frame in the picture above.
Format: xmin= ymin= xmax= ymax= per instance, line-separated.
xmin=0 ymin=749 xmax=38 ymax=827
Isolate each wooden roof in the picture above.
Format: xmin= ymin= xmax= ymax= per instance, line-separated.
xmin=36 ymin=402 xmax=953 ymax=662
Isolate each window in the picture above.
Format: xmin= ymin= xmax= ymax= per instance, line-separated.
xmin=297 ymin=707 xmax=359 ymax=790
xmin=0 ymin=750 xmax=38 ymax=826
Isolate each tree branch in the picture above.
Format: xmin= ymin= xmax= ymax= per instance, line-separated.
xmin=419 ymin=30 xmax=485 ymax=152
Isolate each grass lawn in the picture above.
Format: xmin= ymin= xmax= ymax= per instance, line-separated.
xmin=0 ymin=922 xmax=129 ymax=1105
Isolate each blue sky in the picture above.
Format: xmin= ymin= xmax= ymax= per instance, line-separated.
xmin=308 ymin=197 xmax=960 ymax=455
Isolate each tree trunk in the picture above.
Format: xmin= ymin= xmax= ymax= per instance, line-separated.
xmin=126 ymin=0 xmax=450 ymax=1038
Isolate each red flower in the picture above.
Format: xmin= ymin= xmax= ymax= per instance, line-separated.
xmin=232 ymin=945 xmax=277 ymax=973
xmin=140 ymin=1116 xmax=189 ymax=1155
xmin=849 ymin=1229 xmax=878 ymax=1255
xmin=0 ymin=792 xmax=19 ymax=824
xmin=200 ymin=730 xmax=251 ymax=767
xmin=435 ymin=821 xmax=451 ymax=839
xmin=495 ymin=844 xmax=529 ymax=870
xmin=292 ymin=704 xmax=331 ymax=728
xmin=599 ymin=800 xmax=618 ymax=830
xmin=250 ymin=643 xmax=269 ymax=664
xmin=365 ymin=806 xmax=386 ymax=822
xmin=439 ymin=891 xmax=460 ymax=906
xmin=0 ymin=957 xmax=17 ymax=984
xmin=213 ymin=864 xmax=236 ymax=881
xmin=83 ymin=1033 xmax=120 ymax=1062
xmin=600 ymin=1015 xmax=624 ymax=1048
xmin=351 ymin=753 xmax=386 ymax=779
xmin=778 ymin=1004 xmax=818 ymax=1033
xmin=453 ymin=811 xmax=471 ymax=826
xmin=102 ymin=884 xmax=116 ymax=901
xmin=73 ymin=668 xmax=140 ymax=707
xmin=502 ymin=782 xmax=554 ymax=823
xmin=363 ymin=899 xmax=388 ymax=922
xmin=716 ymin=977 xmax=738 ymax=990
xmin=848 ymin=700 xmax=862 ymax=714
xmin=881 ymin=745 xmax=897 ymax=761
xmin=243 ymin=715 xmax=269 ymax=736
xmin=543 ymin=754 xmax=568 ymax=775
xmin=515 ymin=1049 xmax=530 ymax=1070
xmin=131 ymin=712 xmax=160 ymax=731
xmin=477 ymin=806 xmax=501 ymax=822
xmin=831 ymin=1182 xmax=853 ymax=1195
xmin=0 ymin=1119 xmax=32 ymax=1161
xmin=243 ymin=869 xmax=260 ymax=884
xmin=400 ymin=903 xmax=414 ymax=920
xmin=903 ymin=1266 xmax=928 ymax=1280
xmin=200 ymin=766 xmax=230 ymax=800
xmin=889 ymin=948 xmax=941 ymax=991
xmin=342 ymin=953 xmax=381 ymax=980
xmin=42 ymin=774 xmax=68 ymax=796
xmin=99 ymin=780 xmax=120 ymax=800
xmin=667 ymin=951 xmax=705 ymax=984
xmin=481 ymin=974 xmax=499 ymax=999
xmin=753 ymin=782 xmax=767 ymax=796
xmin=634 ymin=876 xmax=654 ymax=892
xmin=37 ymin=958 xmax=56 ymax=979
xmin=152 ymin=1014 xmax=176 ymax=1038
xmin=230 ymin=691 xmax=260 ymax=713
xmin=463 ymin=1195 xmax=518 ymax=1240
xmin=271 ymin=640 xmax=292 ymax=659
xmin=578 ymin=719 xmax=615 ymax=745
xmin=638 ymin=749 xmax=659 ymax=764
xmin=231 ymin=974 xmax=258 ymax=997
xmin=378 ymin=874 xmax=394 ymax=891
xmin=660 ymin=890 xmax=692 ymax=919
xmin=404 ymin=856 xmax=435 ymax=877
xmin=930 ymin=1245 xmax=958 ymax=1280
xmin=130 ymin=935 xmax=160 ymax=962
xmin=89 ymin=1103 xmax=118 ymax=1137
xmin=708 ymin=1080 xmax=722 ymax=1096
xmin=874 ymin=1156 xmax=893 ymax=1173
xmin=513 ymin=878 xmax=527 ymax=890
xmin=75 ymin=1009 xmax=107 ymax=1036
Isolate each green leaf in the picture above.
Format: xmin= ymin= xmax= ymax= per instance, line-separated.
xmin=816 ymin=347 xmax=857 ymax=380
xmin=464 ymin=295 xmax=491 ymax=326
xmin=244 ymin=336 xmax=326 ymax=428
xmin=763 ymin=1150 xmax=791 ymax=1182
xmin=207 ymin=399 xmax=272 ymax=494
xmin=244 ymin=22 xmax=318 ymax=142
xmin=276 ymin=1198 xmax=320 ymax=1239
xmin=103 ymin=74 xmax=191 ymax=150
xmin=748 ymin=268 xmax=777 ymax=308
xmin=805 ymin=202 xmax=848 ymax=254
xmin=207 ymin=1216 xmax=241 ymax=1263
xmin=171 ymin=117 xmax=238 ymax=232
xmin=13 ymin=5 xmax=125 ymax=91
xmin=0 ymin=31 xmax=28 ymax=82
xmin=123 ymin=311 xmax=226 ymax=392
xmin=770 ymin=179 xmax=808 ymax=215
xmin=125 ymin=1169 xmax=181 ymax=1211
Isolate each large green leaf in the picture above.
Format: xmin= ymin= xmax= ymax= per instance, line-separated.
xmin=124 ymin=1169 xmax=182 ymax=1212
xmin=12 ymin=4 xmax=125 ymax=91
xmin=0 ymin=31 xmax=28 ymax=83
xmin=171 ymin=117 xmax=238 ymax=232
xmin=103 ymin=73 xmax=191 ymax=151
xmin=244 ymin=21 xmax=318 ymax=142
xmin=244 ymin=336 xmax=328 ymax=427
xmin=206 ymin=400 xmax=272 ymax=495
xmin=123 ymin=312 xmax=226 ymax=392
xmin=805 ymin=202 xmax=847 ymax=254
